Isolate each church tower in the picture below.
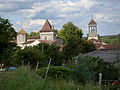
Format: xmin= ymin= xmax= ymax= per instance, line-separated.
xmin=39 ymin=19 xmax=56 ymax=41
xmin=17 ymin=29 xmax=27 ymax=45
xmin=88 ymin=18 xmax=98 ymax=40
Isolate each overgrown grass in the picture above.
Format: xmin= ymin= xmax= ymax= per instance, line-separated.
xmin=0 ymin=66 xmax=100 ymax=90
xmin=0 ymin=66 xmax=76 ymax=90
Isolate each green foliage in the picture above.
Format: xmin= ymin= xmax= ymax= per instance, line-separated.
xmin=34 ymin=43 xmax=65 ymax=66
xmin=0 ymin=17 xmax=16 ymax=44
xmin=102 ymin=64 xmax=119 ymax=80
xmin=0 ymin=66 xmax=77 ymax=90
xmin=12 ymin=43 xmax=64 ymax=67
xmin=63 ymin=36 xmax=83 ymax=60
xmin=74 ymin=54 xmax=120 ymax=82
xmin=0 ymin=17 xmax=17 ymax=66
xmin=74 ymin=54 xmax=106 ymax=81
xmin=57 ymin=22 xmax=83 ymax=43
xmin=82 ymin=41 xmax=96 ymax=53
xmin=27 ymin=32 xmax=39 ymax=37
xmin=101 ymin=34 xmax=120 ymax=44
xmin=36 ymin=66 xmax=86 ymax=84
xmin=63 ymin=36 xmax=96 ymax=61
xmin=58 ymin=22 xmax=95 ymax=61
xmin=12 ymin=47 xmax=45 ymax=67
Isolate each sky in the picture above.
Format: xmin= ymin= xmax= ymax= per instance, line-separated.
xmin=0 ymin=0 xmax=120 ymax=36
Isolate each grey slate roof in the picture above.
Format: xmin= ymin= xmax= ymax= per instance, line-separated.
xmin=86 ymin=50 xmax=120 ymax=63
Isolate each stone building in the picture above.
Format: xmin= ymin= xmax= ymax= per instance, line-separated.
xmin=17 ymin=20 xmax=63 ymax=49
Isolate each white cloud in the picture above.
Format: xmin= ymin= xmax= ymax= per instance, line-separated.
xmin=1 ymin=0 xmax=120 ymax=36
xmin=94 ymin=13 xmax=120 ymax=23
xmin=16 ymin=19 xmax=46 ymax=32
xmin=0 ymin=4 xmax=18 ymax=11
xmin=79 ymin=0 xmax=97 ymax=9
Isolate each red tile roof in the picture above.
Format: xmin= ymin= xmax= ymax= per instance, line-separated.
xmin=27 ymin=36 xmax=40 ymax=39
xmin=94 ymin=42 xmax=104 ymax=50
xmin=88 ymin=19 xmax=97 ymax=25
xmin=39 ymin=20 xmax=54 ymax=32
xmin=102 ymin=44 xmax=120 ymax=50
xmin=23 ymin=40 xmax=35 ymax=44
xmin=94 ymin=43 xmax=120 ymax=50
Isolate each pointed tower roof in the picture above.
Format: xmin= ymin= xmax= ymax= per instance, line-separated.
xmin=88 ymin=18 xmax=97 ymax=25
xmin=18 ymin=29 xmax=26 ymax=34
xmin=40 ymin=19 xmax=54 ymax=32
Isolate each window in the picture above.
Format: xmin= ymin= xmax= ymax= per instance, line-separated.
xmin=44 ymin=36 xmax=47 ymax=40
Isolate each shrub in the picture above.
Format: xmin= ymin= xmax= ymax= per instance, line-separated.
xmin=74 ymin=54 xmax=120 ymax=83
xmin=36 ymin=66 xmax=86 ymax=84
xmin=73 ymin=54 xmax=106 ymax=82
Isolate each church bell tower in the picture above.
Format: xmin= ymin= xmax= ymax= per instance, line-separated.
xmin=88 ymin=18 xmax=98 ymax=40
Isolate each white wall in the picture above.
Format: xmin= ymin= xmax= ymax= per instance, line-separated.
xmin=17 ymin=34 xmax=26 ymax=45
xmin=40 ymin=32 xmax=56 ymax=41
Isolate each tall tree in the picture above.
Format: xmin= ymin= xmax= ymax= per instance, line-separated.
xmin=58 ymin=22 xmax=95 ymax=61
xmin=57 ymin=22 xmax=83 ymax=43
xmin=0 ymin=17 xmax=17 ymax=66
xmin=63 ymin=35 xmax=83 ymax=60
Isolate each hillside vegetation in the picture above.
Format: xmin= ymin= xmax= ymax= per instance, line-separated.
xmin=100 ymin=34 xmax=120 ymax=44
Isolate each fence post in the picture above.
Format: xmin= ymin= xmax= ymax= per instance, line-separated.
xmin=99 ymin=73 xmax=102 ymax=90
xmin=45 ymin=58 xmax=51 ymax=80
xmin=22 ymin=60 xmax=24 ymax=67
xmin=36 ymin=62 xmax=39 ymax=70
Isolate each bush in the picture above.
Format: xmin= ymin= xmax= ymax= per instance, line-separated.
xmin=73 ymin=54 xmax=106 ymax=82
xmin=36 ymin=66 xmax=86 ymax=84
xmin=74 ymin=54 xmax=120 ymax=83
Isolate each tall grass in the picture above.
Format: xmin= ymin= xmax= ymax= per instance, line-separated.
xmin=0 ymin=66 xmax=76 ymax=90
xmin=0 ymin=66 xmax=100 ymax=90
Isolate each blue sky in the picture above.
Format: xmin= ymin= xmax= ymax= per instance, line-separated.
xmin=0 ymin=0 xmax=120 ymax=36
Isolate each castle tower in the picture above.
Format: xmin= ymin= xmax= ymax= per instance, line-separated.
xmin=88 ymin=18 xmax=98 ymax=40
xmin=39 ymin=20 xmax=56 ymax=41
xmin=17 ymin=29 xmax=27 ymax=44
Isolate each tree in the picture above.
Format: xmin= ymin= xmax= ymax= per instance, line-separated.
xmin=27 ymin=32 xmax=39 ymax=37
xmin=63 ymin=36 xmax=83 ymax=61
xmin=12 ymin=47 xmax=45 ymax=68
xmin=35 ymin=43 xmax=65 ymax=66
xmin=57 ymin=22 xmax=83 ymax=43
xmin=58 ymin=22 xmax=95 ymax=61
xmin=82 ymin=41 xmax=96 ymax=53
xmin=63 ymin=35 xmax=96 ymax=61
xmin=0 ymin=17 xmax=17 ymax=66
xmin=74 ymin=54 xmax=119 ymax=82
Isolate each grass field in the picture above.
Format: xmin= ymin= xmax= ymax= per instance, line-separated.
xmin=0 ymin=66 xmax=101 ymax=90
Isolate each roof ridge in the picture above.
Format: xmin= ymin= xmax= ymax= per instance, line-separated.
xmin=88 ymin=18 xmax=97 ymax=25
xmin=40 ymin=19 xmax=54 ymax=32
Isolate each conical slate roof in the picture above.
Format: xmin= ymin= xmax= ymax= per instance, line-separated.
xmin=40 ymin=20 xmax=54 ymax=32
xmin=88 ymin=18 xmax=97 ymax=25
xmin=18 ymin=29 xmax=26 ymax=34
